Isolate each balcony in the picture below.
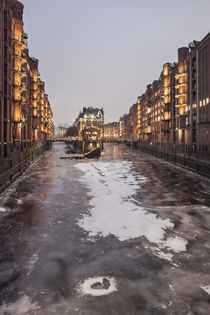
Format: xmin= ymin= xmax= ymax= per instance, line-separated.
xmin=21 ymin=79 xmax=27 ymax=86
xmin=175 ymin=82 xmax=187 ymax=89
xmin=13 ymin=68 xmax=27 ymax=78
xmin=21 ymin=39 xmax=28 ymax=50
xmin=33 ymin=83 xmax=38 ymax=91
xmin=164 ymin=82 xmax=170 ymax=88
xmin=12 ymin=36 xmax=22 ymax=45
xmin=175 ymin=72 xmax=187 ymax=79
xmin=21 ymin=85 xmax=27 ymax=93
xmin=176 ymin=110 xmax=187 ymax=117
xmin=21 ymin=56 xmax=27 ymax=65
xmin=175 ymin=103 xmax=187 ymax=108
xmin=13 ymin=68 xmax=22 ymax=75
xmin=175 ymin=92 xmax=187 ymax=98
xmin=21 ymin=66 xmax=27 ymax=73
xmin=13 ymin=53 xmax=22 ymax=61
xmin=13 ymin=96 xmax=21 ymax=102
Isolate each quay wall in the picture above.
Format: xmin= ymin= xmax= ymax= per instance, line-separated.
xmin=124 ymin=141 xmax=210 ymax=178
xmin=0 ymin=141 xmax=52 ymax=193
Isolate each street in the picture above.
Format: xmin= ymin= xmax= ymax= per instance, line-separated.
xmin=0 ymin=143 xmax=210 ymax=315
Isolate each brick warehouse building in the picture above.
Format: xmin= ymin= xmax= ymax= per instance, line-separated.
xmin=111 ymin=31 xmax=210 ymax=158
xmin=0 ymin=0 xmax=53 ymax=169
xmin=196 ymin=33 xmax=210 ymax=152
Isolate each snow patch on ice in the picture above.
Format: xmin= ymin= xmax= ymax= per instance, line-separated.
xmin=75 ymin=161 xmax=187 ymax=257
xmin=0 ymin=207 xmax=6 ymax=212
xmin=0 ymin=295 xmax=39 ymax=315
xmin=152 ymin=249 xmax=174 ymax=262
xmin=160 ymin=236 xmax=188 ymax=252
xmin=77 ymin=277 xmax=117 ymax=296
xmin=17 ymin=199 xmax=23 ymax=205
xmin=202 ymin=285 xmax=210 ymax=295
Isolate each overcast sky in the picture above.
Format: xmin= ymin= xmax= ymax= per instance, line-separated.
xmin=21 ymin=0 xmax=210 ymax=125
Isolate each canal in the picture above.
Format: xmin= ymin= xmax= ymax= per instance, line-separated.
xmin=0 ymin=143 xmax=210 ymax=315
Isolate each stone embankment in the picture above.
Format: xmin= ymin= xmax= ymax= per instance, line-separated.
xmin=117 ymin=141 xmax=210 ymax=178
xmin=0 ymin=141 xmax=52 ymax=193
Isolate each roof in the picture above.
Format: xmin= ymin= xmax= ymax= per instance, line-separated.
xmin=104 ymin=122 xmax=119 ymax=127
xmin=79 ymin=107 xmax=104 ymax=119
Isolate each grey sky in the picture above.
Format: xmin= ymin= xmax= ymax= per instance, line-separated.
xmin=21 ymin=0 xmax=210 ymax=125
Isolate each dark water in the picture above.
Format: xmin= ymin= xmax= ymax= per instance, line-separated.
xmin=0 ymin=143 xmax=210 ymax=315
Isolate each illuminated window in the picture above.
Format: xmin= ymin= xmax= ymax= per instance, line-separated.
xmin=203 ymin=99 xmax=206 ymax=106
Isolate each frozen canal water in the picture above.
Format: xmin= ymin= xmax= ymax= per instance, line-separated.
xmin=0 ymin=143 xmax=210 ymax=315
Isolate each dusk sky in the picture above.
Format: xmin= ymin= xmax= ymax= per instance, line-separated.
xmin=21 ymin=0 xmax=210 ymax=126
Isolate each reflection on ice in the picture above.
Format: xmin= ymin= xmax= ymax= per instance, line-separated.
xmin=76 ymin=161 xmax=187 ymax=257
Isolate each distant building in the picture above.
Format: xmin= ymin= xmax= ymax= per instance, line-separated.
xmin=129 ymin=103 xmax=138 ymax=140
xmin=187 ymin=34 xmax=210 ymax=152
xmin=119 ymin=114 xmax=130 ymax=141
xmin=58 ymin=127 xmax=68 ymax=137
xmin=104 ymin=122 xmax=119 ymax=140
xmin=75 ymin=107 xmax=104 ymax=141
xmin=66 ymin=126 xmax=78 ymax=138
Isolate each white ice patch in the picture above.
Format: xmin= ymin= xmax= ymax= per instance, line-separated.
xmin=0 ymin=295 xmax=39 ymax=315
xmin=160 ymin=236 xmax=187 ymax=252
xmin=0 ymin=207 xmax=6 ymax=212
xmin=153 ymin=249 xmax=174 ymax=262
xmin=17 ymin=199 xmax=23 ymax=205
xmin=75 ymin=161 xmax=187 ymax=256
xmin=77 ymin=277 xmax=117 ymax=297
xmin=202 ymin=285 xmax=210 ymax=295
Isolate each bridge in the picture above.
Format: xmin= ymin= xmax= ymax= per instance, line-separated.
xmin=52 ymin=137 xmax=77 ymax=142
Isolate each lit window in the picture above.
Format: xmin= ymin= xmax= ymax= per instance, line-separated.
xmin=206 ymin=98 xmax=209 ymax=104
xmin=200 ymin=100 xmax=202 ymax=107
xmin=203 ymin=99 xmax=206 ymax=106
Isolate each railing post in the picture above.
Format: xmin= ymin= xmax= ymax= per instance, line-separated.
xmin=19 ymin=156 xmax=21 ymax=173
xmin=196 ymin=154 xmax=199 ymax=172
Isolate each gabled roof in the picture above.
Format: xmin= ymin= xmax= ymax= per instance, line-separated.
xmin=79 ymin=107 xmax=104 ymax=119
